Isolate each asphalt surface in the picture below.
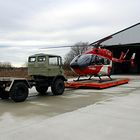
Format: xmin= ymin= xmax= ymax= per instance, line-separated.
xmin=0 ymin=75 xmax=140 ymax=140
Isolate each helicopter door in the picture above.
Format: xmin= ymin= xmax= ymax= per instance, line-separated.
xmin=98 ymin=58 xmax=111 ymax=75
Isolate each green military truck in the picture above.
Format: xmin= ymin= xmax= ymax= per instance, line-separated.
xmin=0 ymin=53 xmax=67 ymax=102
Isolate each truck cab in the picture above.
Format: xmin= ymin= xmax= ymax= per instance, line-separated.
xmin=28 ymin=53 xmax=66 ymax=97
xmin=28 ymin=53 xmax=64 ymax=77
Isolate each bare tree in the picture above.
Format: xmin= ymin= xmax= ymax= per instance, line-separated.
xmin=0 ymin=62 xmax=12 ymax=68
xmin=64 ymin=42 xmax=89 ymax=70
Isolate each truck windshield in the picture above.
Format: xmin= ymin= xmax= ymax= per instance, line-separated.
xmin=38 ymin=56 xmax=46 ymax=62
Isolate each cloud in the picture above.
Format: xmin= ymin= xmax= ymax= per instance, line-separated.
xmin=0 ymin=0 xmax=139 ymax=66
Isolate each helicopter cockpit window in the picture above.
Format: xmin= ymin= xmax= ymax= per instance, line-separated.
xmin=90 ymin=55 xmax=104 ymax=65
xmin=70 ymin=54 xmax=111 ymax=68
xmin=90 ymin=55 xmax=96 ymax=64
xmin=72 ymin=55 xmax=81 ymax=62
xmin=78 ymin=54 xmax=92 ymax=67
xmin=90 ymin=55 xmax=110 ymax=65
xmin=96 ymin=56 xmax=104 ymax=65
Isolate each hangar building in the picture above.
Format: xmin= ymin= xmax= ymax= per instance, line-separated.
xmin=98 ymin=23 xmax=140 ymax=74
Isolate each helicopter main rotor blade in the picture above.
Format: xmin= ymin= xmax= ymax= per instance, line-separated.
xmin=40 ymin=44 xmax=91 ymax=50
xmin=90 ymin=35 xmax=112 ymax=47
xmin=40 ymin=45 xmax=73 ymax=50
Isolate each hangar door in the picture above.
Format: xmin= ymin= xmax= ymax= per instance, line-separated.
xmin=108 ymin=45 xmax=140 ymax=74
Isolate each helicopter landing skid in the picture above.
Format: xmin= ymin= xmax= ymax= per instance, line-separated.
xmin=74 ymin=75 xmax=112 ymax=82
xmin=98 ymin=75 xmax=112 ymax=83
xmin=74 ymin=75 xmax=94 ymax=82
xmin=74 ymin=76 xmax=81 ymax=81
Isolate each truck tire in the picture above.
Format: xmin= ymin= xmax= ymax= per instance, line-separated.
xmin=0 ymin=87 xmax=9 ymax=99
xmin=51 ymin=79 xmax=65 ymax=95
xmin=10 ymin=82 xmax=29 ymax=102
xmin=35 ymin=86 xmax=48 ymax=95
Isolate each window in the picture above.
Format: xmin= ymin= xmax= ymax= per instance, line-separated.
xmin=97 ymin=56 xmax=104 ymax=65
xmin=71 ymin=55 xmax=81 ymax=63
xmin=49 ymin=56 xmax=58 ymax=65
xmin=77 ymin=54 xmax=92 ymax=67
xmin=58 ymin=57 xmax=62 ymax=65
xmin=29 ymin=57 xmax=36 ymax=62
xmin=38 ymin=56 xmax=46 ymax=62
xmin=91 ymin=55 xmax=96 ymax=64
xmin=90 ymin=55 xmax=103 ymax=65
xmin=89 ymin=55 xmax=111 ymax=65
xmin=104 ymin=58 xmax=110 ymax=65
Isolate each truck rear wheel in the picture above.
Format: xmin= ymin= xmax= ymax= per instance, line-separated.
xmin=0 ymin=87 xmax=9 ymax=99
xmin=35 ymin=86 xmax=48 ymax=95
xmin=51 ymin=79 xmax=65 ymax=95
xmin=10 ymin=82 xmax=29 ymax=102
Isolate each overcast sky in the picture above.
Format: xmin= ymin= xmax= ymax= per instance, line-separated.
xmin=0 ymin=0 xmax=139 ymax=66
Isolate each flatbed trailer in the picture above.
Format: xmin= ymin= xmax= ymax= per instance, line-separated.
xmin=0 ymin=77 xmax=35 ymax=102
xmin=0 ymin=76 xmax=66 ymax=102
xmin=65 ymin=78 xmax=129 ymax=89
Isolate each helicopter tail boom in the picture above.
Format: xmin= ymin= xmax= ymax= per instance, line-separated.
xmin=119 ymin=49 xmax=129 ymax=60
xmin=112 ymin=50 xmax=136 ymax=66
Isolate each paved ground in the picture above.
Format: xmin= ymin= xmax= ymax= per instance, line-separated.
xmin=0 ymin=75 xmax=140 ymax=140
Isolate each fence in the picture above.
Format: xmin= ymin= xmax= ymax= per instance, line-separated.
xmin=0 ymin=68 xmax=29 ymax=78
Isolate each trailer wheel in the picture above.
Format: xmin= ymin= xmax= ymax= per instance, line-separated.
xmin=0 ymin=88 xmax=9 ymax=99
xmin=10 ymin=82 xmax=29 ymax=102
xmin=35 ymin=86 xmax=48 ymax=95
xmin=51 ymin=79 xmax=65 ymax=95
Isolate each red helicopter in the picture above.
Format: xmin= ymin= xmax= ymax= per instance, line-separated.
xmin=41 ymin=35 xmax=136 ymax=81
xmin=70 ymin=36 xmax=136 ymax=81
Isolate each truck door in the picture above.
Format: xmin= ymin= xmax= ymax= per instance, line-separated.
xmin=48 ymin=56 xmax=63 ymax=76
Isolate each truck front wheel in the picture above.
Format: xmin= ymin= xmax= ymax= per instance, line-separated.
xmin=10 ymin=82 xmax=29 ymax=102
xmin=51 ymin=79 xmax=65 ymax=95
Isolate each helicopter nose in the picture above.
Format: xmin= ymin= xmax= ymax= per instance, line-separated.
xmin=70 ymin=61 xmax=79 ymax=68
